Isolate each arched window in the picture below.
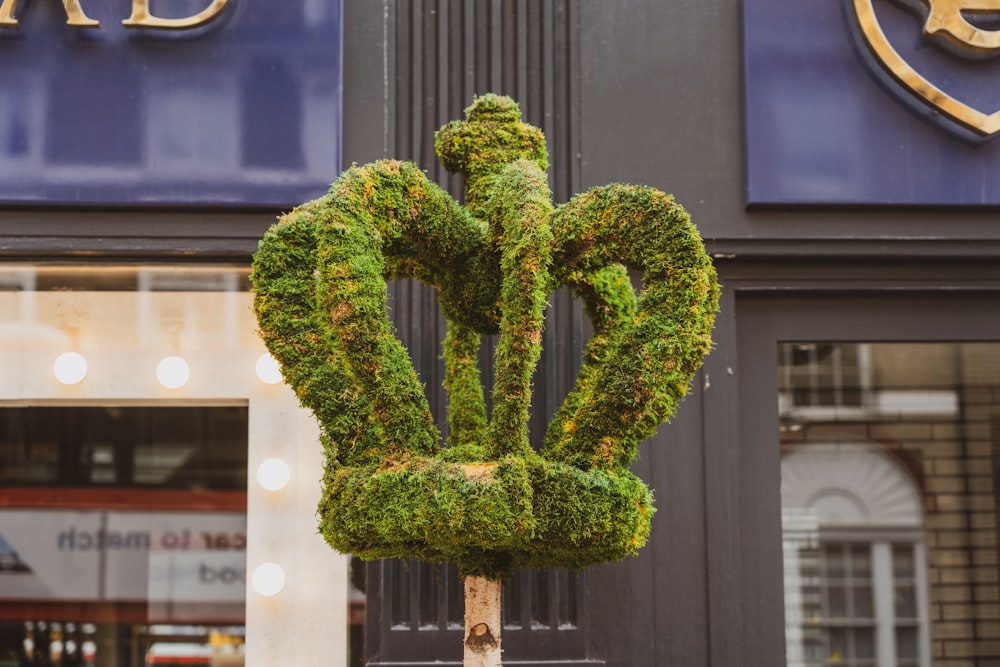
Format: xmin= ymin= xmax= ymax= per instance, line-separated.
xmin=782 ymin=442 xmax=931 ymax=667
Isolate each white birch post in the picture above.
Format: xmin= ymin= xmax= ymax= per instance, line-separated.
xmin=463 ymin=575 xmax=502 ymax=667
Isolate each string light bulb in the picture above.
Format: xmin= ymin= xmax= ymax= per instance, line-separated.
xmin=156 ymin=356 xmax=190 ymax=389
xmin=53 ymin=352 xmax=88 ymax=385
xmin=251 ymin=563 xmax=286 ymax=596
xmin=256 ymin=353 xmax=282 ymax=384
xmin=257 ymin=458 xmax=291 ymax=491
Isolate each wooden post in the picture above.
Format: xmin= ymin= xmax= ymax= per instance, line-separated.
xmin=463 ymin=575 xmax=502 ymax=667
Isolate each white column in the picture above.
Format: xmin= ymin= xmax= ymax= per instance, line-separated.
xmin=872 ymin=542 xmax=897 ymax=667
xmin=245 ymin=392 xmax=349 ymax=667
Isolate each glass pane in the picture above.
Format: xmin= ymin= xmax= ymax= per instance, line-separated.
xmin=829 ymin=627 xmax=848 ymax=660
xmin=855 ymin=627 xmax=875 ymax=658
xmin=897 ymin=625 xmax=919 ymax=660
xmin=780 ymin=342 xmax=1000 ymax=666
xmin=0 ymin=408 xmax=249 ymax=666
xmin=0 ymin=266 xmax=253 ymax=667
xmin=853 ymin=586 xmax=874 ymax=618
xmin=826 ymin=545 xmax=847 ymax=578
xmin=851 ymin=545 xmax=871 ymax=577
xmin=0 ymin=407 xmax=247 ymax=489
xmin=895 ymin=585 xmax=917 ymax=620
xmin=828 ymin=586 xmax=848 ymax=618
xmin=892 ymin=544 xmax=915 ymax=579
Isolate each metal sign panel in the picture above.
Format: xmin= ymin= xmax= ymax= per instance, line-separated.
xmin=0 ymin=0 xmax=341 ymax=207
xmin=744 ymin=0 xmax=1000 ymax=205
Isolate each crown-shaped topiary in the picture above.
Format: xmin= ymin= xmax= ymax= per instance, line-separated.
xmin=251 ymin=94 xmax=719 ymax=666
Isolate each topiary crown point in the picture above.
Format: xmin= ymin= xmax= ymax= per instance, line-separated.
xmin=252 ymin=95 xmax=719 ymax=578
xmin=435 ymin=94 xmax=548 ymax=219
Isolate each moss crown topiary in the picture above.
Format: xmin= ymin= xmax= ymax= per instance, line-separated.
xmin=251 ymin=94 xmax=720 ymax=578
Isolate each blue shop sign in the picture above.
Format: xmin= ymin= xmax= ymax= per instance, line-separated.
xmin=0 ymin=0 xmax=341 ymax=207
xmin=744 ymin=0 xmax=1000 ymax=205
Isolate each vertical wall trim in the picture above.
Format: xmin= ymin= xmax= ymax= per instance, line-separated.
xmin=384 ymin=0 xmax=397 ymax=158
xmin=390 ymin=0 xmax=578 ymax=203
xmin=369 ymin=2 xmax=589 ymax=664
xmin=705 ymin=287 xmax=744 ymax=667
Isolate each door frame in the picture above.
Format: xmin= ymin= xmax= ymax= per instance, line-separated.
xmin=702 ymin=259 xmax=1000 ymax=667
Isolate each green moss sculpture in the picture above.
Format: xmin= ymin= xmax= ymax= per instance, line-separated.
xmin=251 ymin=94 xmax=719 ymax=580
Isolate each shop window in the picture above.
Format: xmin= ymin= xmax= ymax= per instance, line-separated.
xmin=0 ymin=406 xmax=248 ymax=666
xmin=780 ymin=342 xmax=1000 ymax=667
xmin=0 ymin=406 xmax=247 ymax=489
xmin=0 ymin=265 xmax=349 ymax=667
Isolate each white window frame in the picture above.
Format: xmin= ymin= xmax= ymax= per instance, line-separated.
xmin=782 ymin=442 xmax=931 ymax=667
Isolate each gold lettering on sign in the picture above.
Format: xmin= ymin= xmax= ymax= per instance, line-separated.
xmin=923 ymin=0 xmax=1000 ymax=54
xmin=0 ymin=0 xmax=100 ymax=28
xmin=122 ymin=0 xmax=229 ymax=29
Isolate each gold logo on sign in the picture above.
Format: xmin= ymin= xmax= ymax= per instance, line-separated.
xmin=852 ymin=0 xmax=1000 ymax=136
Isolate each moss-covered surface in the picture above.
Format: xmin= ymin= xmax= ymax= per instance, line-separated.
xmin=252 ymin=94 xmax=719 ymax=578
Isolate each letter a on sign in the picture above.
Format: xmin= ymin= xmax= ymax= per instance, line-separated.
xmin=0 ymin=0 xmax=100 ymax=28
xmin=123 ymin=0 xmax=229 ymax=29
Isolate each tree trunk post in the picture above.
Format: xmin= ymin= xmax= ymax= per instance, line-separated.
xmin=463 ymin=575 xmax=502 ymax=667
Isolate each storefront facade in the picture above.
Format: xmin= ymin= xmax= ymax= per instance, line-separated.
xmin=351 ymin=2 xmax=1000 ymax=666
xmin=3 ymin=1 xmax=1000 ymax=667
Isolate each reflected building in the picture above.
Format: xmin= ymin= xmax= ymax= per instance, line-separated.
xmin=780 ymin=343 xmax=1000 ymax=666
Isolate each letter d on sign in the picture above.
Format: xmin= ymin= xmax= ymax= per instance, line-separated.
xmin=123 ymin=0 xmax=228 ymax=29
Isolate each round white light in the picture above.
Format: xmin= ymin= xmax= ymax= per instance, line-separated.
xmin=53 ymin=352 xmax=88 ymax=385
xmin=256 ymin=353 xmax=283 ymax=384
xmin=82 ymin=641 xmax=96 ymax=657
xmin=251 ymin=562 xmax=286 ymax=596
xmin=257 ymin=458 xmax=291 ymax=491
xmin=156 ymin=356 xmax=190 ymax=389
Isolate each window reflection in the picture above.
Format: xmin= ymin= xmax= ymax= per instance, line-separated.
xmin=0 ymin=407 xmax=247 ymax=489
xmin=148 ymin=81 xmax=237 ymax=173
xmin=240 ymin=59 xmax=304 ymax=170
xmin=45 ymin=62 xmax=143 ymax=167
xmin=0 ymin=267 xmax=252 ymax=667
xmin=1 ymin=83 xmax=30 ymax=159
xmin=780 ymin=343 xmax=1000 ymax=667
